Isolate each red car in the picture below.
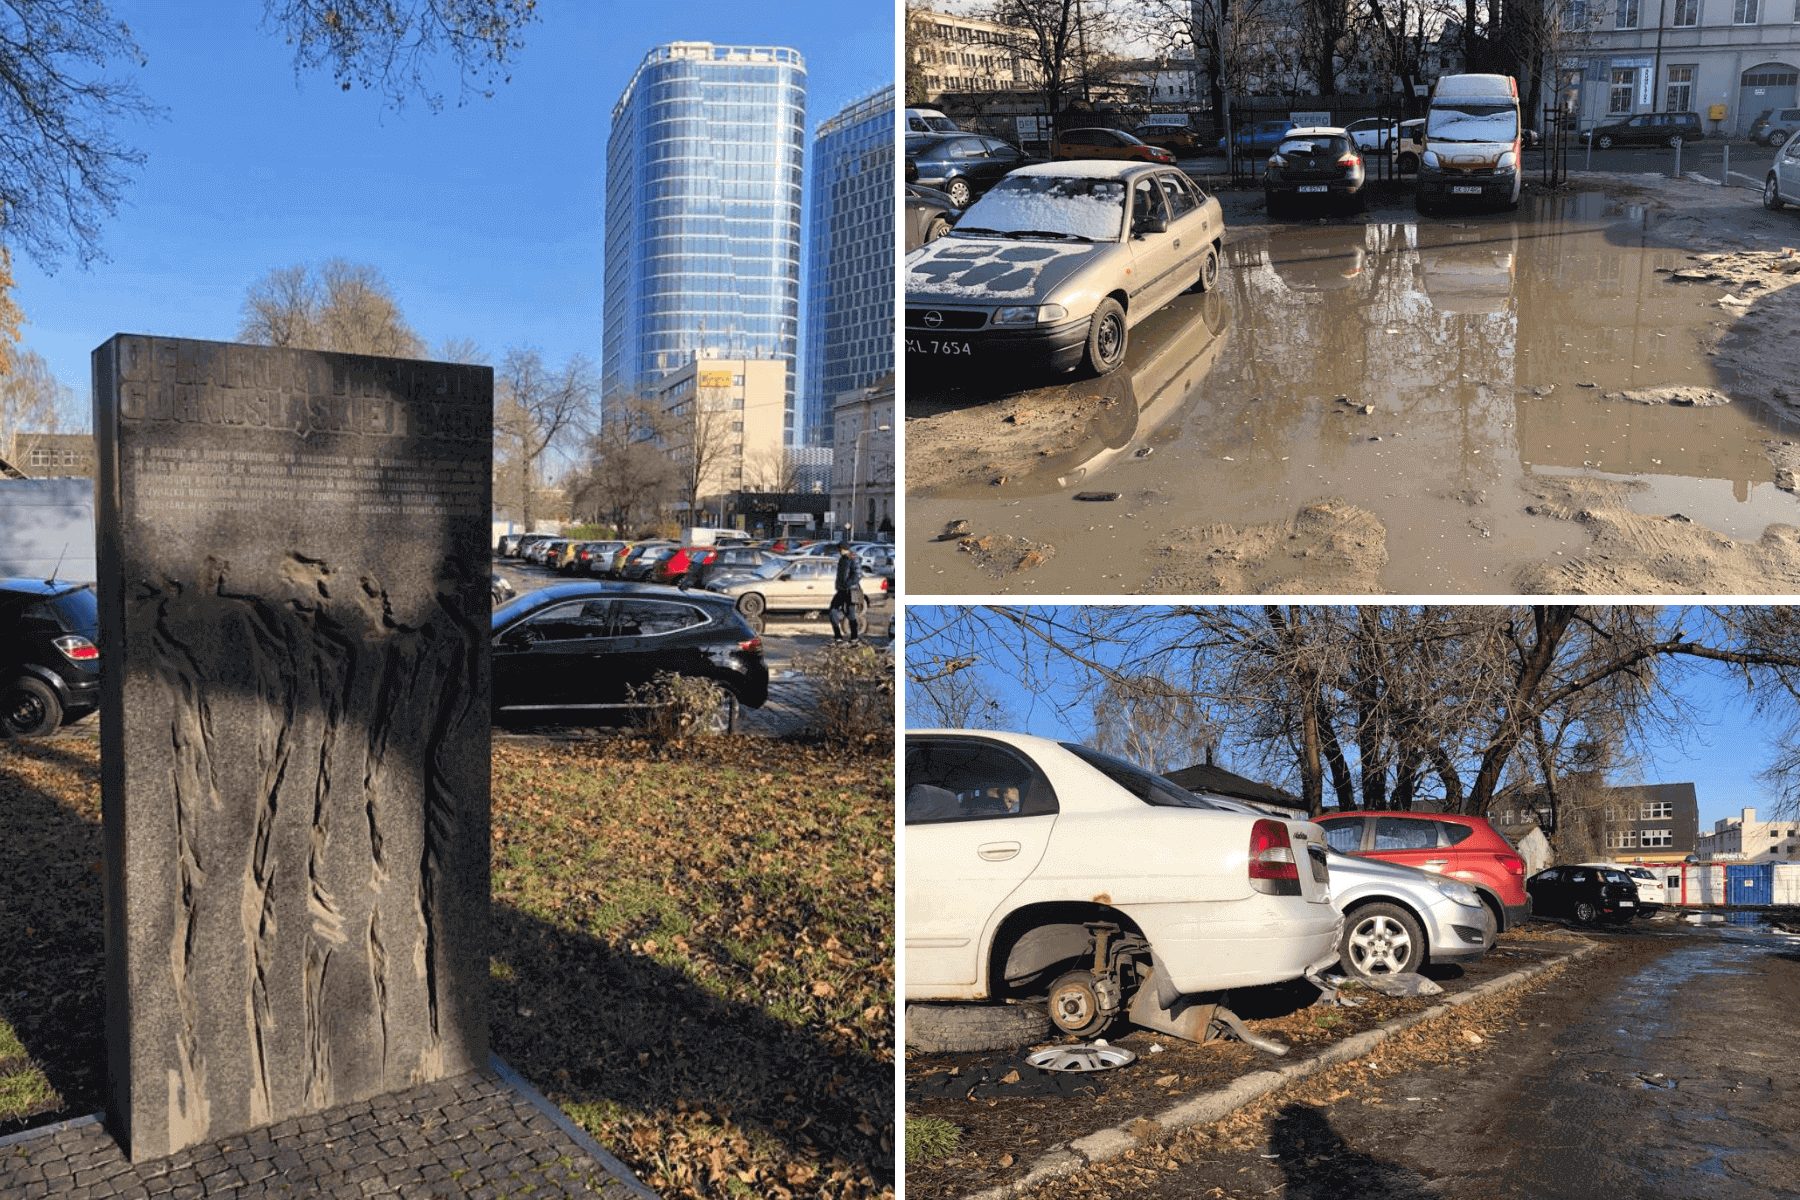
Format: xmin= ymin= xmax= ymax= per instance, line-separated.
xmin=1314 ymin=811 xmax=1530 ymax=933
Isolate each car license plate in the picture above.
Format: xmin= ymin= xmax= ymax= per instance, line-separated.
xmin=1452 ymin=185 xmax=1482 ymax=195
xmin=905 ymin=337 xmax=973 ymax=356
xmin=1619 ymin=899 xmax=1634 ymax=906
xmin=1299 ymin=185 xmax=1328 ymax=193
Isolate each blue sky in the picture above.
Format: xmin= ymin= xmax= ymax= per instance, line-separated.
xmin=904 ymin=605 xmax=1799 ymax=833
xmin=12 ymin=0 xmax=894 ymax=412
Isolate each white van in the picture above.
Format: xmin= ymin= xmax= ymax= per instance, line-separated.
xmin=1416 ymin=73 xmax=1522 ymax=212
xmin=906 ymin=107 xmax=959 ymax=134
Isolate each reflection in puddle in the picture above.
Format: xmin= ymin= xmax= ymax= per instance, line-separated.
xmin=908 ymin=191 xmax=1800 ymax=593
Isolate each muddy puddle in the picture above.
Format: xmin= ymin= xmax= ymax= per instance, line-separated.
xmin=907 ymin=188 xmax=1800 ymax=594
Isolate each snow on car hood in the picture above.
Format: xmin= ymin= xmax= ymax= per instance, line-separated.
xmin=906 ymin=239 xmax=1097 ymax=301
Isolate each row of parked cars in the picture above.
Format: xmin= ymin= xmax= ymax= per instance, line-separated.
xmin=905 ymin=729 xmax=1673 ymax=1048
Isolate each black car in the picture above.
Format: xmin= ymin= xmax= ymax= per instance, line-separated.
xmin=1 ymin=578 xmax=101 ymax=736
xmin=1264 ymin=127 xmax=1366 ymax=213
xmin=1583 ymin=111 xmax=1702 ymax=149
xmin=491 ymin=582 xmax=768 ymax=732
xmin=1525 ymin=865 xmax=1639 ymax=926
xmin=906 ymin=185 xmax=960 ymax=252
xmin=905 ymin=132 xmax=1033 ymax=208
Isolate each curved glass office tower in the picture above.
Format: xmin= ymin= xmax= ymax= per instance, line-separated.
xmin=802 ymin=84 xmax=894 ymax=449
xmin=603 ymin=42 xmax=807 ymax=439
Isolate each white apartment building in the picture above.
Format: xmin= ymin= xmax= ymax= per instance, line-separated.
xmin=1700 ymin=807 xmax=1800 ymax=860
xmin=908 ymin=8 xmax=1025 ymax=101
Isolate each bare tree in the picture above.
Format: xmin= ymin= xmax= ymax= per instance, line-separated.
xmin=741 ymin=444 xmax=801 ymax=495
xmin=260 ymin=0 xmax=540 ymax=111
xmin=906 ymin=654 xmax=1017 ymax=730
xmin=569 ymin=395 xmax=673 ymax=536
xmin=664 ymin=383 xmax=741 ymax=527
xmin=1134 ymin=0 xmax=1269 ymax=143
xmin=494 ymin=348 xmax=595 ymax=532
xmin=237 ymin=258 xmax=425 ymax=357
xmin=1090 ymin=674 xmax=1218 ymax=774
xmin=0 ymin=349 xmax=70 ymax=470
xmin=0 ymin=1 xmax=161 ymax=271
xmin=435 ymin=335 xmax=487 ymax=365
xmin=990 ymin=0 xmax=1115 ymax=135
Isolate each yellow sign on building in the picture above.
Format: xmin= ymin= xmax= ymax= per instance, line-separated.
xmin=697 ymin=370 xmax=734 ymax=389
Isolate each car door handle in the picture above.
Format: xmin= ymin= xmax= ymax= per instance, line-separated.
xmin=978 ymin=842 xmax=1021 ymax=861
xmin=1173 ymin=238 xmax=1181 ymax=248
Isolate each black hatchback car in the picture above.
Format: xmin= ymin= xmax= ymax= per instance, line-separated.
xmin=1 ymin=578 xmax=101 ymax=736
xmin=1525 ymin=865 xmax=1640 ymax=926
xmin=491 ymin=582 xmax=768 ymax=732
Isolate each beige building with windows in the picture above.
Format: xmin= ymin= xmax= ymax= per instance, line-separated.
xmin=830 ymin=373 xmax=894 ymax=540
xmin=1697 ymin=807 xmax=1800 ymax=860
xmin=648 ymin=357 xmax=788 ymax=520
xmin=908 ymin=7 xmax=1025 ymax=102
xmin=1569 ymin=0 xmax=1800 ymax=138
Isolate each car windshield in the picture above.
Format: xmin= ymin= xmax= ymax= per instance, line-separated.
xmin=1060 ymin=743 xmax=1235 ymax=810
xmin=1427 ymin=103 xmax=1517 ymax=142
xmin=958 ymin=175 xmax=1126 ymax=241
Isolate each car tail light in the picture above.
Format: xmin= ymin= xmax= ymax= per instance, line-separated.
xmin=737 ymin=636 xmax=763 ymax=654
xmin=54 ymin=635 xmax=98 ymax=663
xmin=1248 ymin=819 xmax=1301 ymax=895
xmin=1338 ymin=153 xmax=1361 ymax=167
xmin=1495 ymin=852 xmax=1525 ymax=876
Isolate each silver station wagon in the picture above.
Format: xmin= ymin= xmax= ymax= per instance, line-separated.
xmin=903 ymin=159 xmax=1226 ymax=376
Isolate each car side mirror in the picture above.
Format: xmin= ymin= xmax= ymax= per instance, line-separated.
xmin=1134 ymin=214 xmax=1168 ymax=236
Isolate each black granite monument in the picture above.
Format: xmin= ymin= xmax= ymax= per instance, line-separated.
xmin=93 ymin=335 xmax=494 ymax=1161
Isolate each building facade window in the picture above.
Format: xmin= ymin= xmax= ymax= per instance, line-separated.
xmin=1672 ymin=0 xmax=1700 ymax=23
xmin=1641 ymin=800 xmax=1675 ymax=820
xmin=1609 ymin=830 xmax=1639 ymax=848
xmin=1666 ymin=66 xmax=1695 ymax=112
xmin=1610 ymin=68 xmax=1636 ymax=113
xmin=1734 ymin=0 xmax=1758 ymax=21
xmin=1616 ymin=0 xmax=1641 ymax=27
xmin=1641 ymin=828 xmax=1674 ymax=847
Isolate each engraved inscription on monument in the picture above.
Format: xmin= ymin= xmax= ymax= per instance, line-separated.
xmin=94 ymin=335 xmax=494 ymax=1161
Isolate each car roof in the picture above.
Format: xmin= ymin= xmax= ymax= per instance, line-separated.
xmin=1285 ymin=126 xmax=1349 ymax=137
xmin=1005 ymin=159 xmax=1171 ymax=180
xmin=0 ymin=577 xmax=92 ymax=598
xmin=493 ymin=579 xmax=734 ymax=618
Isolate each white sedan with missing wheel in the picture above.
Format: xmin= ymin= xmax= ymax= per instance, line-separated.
xmin=905 ymin=730 xmax=1341 ymax=1042
xmin=903 ymin=160 xmax=1226 ymax=378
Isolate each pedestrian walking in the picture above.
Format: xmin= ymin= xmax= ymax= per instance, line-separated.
xmin=829 ymin=543 xmax=862 ymax=642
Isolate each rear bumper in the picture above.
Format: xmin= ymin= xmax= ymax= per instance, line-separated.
xmin=1139 ymin=902 xmax=1343 ymax=994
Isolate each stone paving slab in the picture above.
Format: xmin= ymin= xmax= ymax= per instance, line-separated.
xmin=0 ymin=1058 xmax=656 ymax=1199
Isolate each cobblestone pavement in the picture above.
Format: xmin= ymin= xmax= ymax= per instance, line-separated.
xmin=0 ymin=1061 xmax=655 ymax=1199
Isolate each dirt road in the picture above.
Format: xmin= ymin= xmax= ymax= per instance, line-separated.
xmin=1004 ymin=918 xmax=1799 ymax=1199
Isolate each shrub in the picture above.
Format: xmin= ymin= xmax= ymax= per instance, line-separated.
xmin=626 ymin=671 xmax=735 ymax=743
xmin=795 ymin=643 xmax=893 ymax=746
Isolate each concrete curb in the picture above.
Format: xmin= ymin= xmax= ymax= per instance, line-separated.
xmin=951 ymin=942 xmax=1600 ymax=1200
xmin=488 ymin=1054 xmax=662 ymax=1200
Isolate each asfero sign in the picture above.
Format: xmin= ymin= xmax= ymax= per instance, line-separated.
xmin=93 ymin=334 xmax=494 ymax=1161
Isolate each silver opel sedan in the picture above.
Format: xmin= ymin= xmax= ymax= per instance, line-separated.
xmin=903 ymin=159 xmax=1226 ymax=377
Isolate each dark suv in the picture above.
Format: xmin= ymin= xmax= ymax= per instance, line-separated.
xmin=1583 ymin=111 xmax=1702 ymax=149
xmin=1 ymin=578 xmax=101 ymax=736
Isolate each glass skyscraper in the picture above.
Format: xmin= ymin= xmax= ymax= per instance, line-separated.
xmin=801 ymin=84 xmax=894 ymax=449
xmin=603 ymin=42 xmax=807 ymax=435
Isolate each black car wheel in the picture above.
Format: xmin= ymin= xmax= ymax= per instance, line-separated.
xmin=1341 ymin=903 xmax=1425 ymax=977
xmin=1196 ymin=245 xmax=1221 ymax=292
xmin=2 ymin=677 xmax=61 ymax=738
xmin=1766 ymin=174 xmax=1785 ymax=211
xmin=1597 ymin=134 xmax=1614 ymax=150
xmin=736 ymin=592 xmax=766 ymax=617
xmin=1083 ymin=297 xmax=1128 ymax=376
xmin=1573 ymin=899 xmax=1600 ymax=925
xmin=1398 ymin=151 xmax=1419 ymax=173
xmin=924 ymin=215 xmax=951 ymax=244
xmin=944 ymin=177 xmax=972 ymax=208
xmin=1046 ymin=969 xmax=1111 ymax=1039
